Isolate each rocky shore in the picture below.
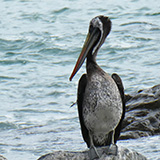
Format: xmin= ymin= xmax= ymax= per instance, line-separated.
xmin=120 ymin=84 xmax=160 ymax=140
xmin=37 ymin=146 xmax=147 ymax=160
xmin=1 ymin=84 xmax=160 ymax=160
xmin=37 ymin=84 xmax=160 ymax=160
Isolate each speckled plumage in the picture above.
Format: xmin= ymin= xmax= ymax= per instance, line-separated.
xmin=82 ymin=63 xmax=122 ymax=146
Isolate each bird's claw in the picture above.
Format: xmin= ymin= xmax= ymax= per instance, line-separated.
xmin=88 ymin=146 xmax=100 ymax=160
xmin=104 ymin=144 xmax=118 ymax=156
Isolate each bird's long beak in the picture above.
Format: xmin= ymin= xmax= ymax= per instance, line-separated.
xmin=69 ymin=28 xmax=100 ymax=81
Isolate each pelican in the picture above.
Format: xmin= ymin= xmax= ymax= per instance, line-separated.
xmin=69 ymin=15 xmax=125 ymax=159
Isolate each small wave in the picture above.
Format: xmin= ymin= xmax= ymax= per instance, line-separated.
xmin=20 ymin=13 xmax=44 ymax=22
xmin=144 ymin=61 xmax=160 ymax=67
xmin=0 ymin=38 xmax=25 ymax=52
xmin=0 ymin=76 xmax=17 ymax=80
xmin=150 ymin=27 xmax=160 ymax=31
xmin=13 ymin=109 xmax=40 ymax=113
xmin=47 ymin=82 xmax=71 ymax=89
xmin=134 ymin=37 xmax=152 ymax=41
xmin=39 ymin=47 xmax=65 ymax=55
xmin=47 ymin=91 xmax=65 ymax=97
xmin=0 ymin=122 xmax=17 ymax=130
xmin=0 ymin=59 xmax=28 ymax=65
xmin=52 ymin=7 xmax=69 ymax=15
xmin=5 ymin=52 xmax=21 ymax=57
xmin=12 ymin=109 xmax=65 ymax=114
xmin=48 ymin=102 xmax=58 ymax=106
xmin=121 ymin=21 xmax=153 ymax=26
xmin=0 ymin=36 xmax=46 ymax=53
xmin=146 ymin=12 xmax=160 ymax=16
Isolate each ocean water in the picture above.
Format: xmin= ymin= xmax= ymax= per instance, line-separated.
xmin=0 ymin=0 xmax=160 ymax=159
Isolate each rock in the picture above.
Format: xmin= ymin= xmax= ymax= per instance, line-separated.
xmin=38 ymin=84 xmax=160 ymax=160
xmin=120 ymin=84 xmax=160 ymax=140
xmin=0 ymin=155 xmax=7 ymax=160
xmin=37 ymin=146 xmax=147 ymax=160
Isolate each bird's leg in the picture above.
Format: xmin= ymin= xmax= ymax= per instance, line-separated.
xmin=107 ymin=130 xmax=118 ymax=155
xmin=88 ymin=132 xmax=100 ymax=160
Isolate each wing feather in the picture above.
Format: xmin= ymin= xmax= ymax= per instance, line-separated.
xmin=77 ymin=74 xmax=90 ymax=147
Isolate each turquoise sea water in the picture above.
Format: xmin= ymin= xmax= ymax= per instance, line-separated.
xmin=0 ymin=0 xmax=160 ymax=159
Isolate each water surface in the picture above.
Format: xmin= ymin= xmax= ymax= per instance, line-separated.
xmin=0 ymin=0 xmax=160 ymax=159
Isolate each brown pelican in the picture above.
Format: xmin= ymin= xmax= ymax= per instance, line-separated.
xmin=69 ymin=15 xmax=125 ymax=159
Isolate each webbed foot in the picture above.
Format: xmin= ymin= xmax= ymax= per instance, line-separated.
xmin=88 ymin=146 xmax=100 ymax=160
xmin=105 ymin=144 xmax=118 ymax=156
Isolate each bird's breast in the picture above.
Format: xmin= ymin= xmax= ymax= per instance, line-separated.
xmin=83 ymin=73 xmax=122 ymax=135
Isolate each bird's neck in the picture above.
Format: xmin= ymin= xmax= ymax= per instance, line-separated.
xmin=86 ymin=46 xmax=100 ymax=74
xmin=86 ymin=51 xmax=106 ymax=79
xmin=86 ymin=55 xmax=99 ymax=75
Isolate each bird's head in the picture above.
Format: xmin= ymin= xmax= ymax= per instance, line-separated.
xmin=69 ymin=15 xmax=112 ymax=81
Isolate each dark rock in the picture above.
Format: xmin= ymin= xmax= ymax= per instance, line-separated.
xmin=37 ymin=146 xmax=147 ymax=160
xmin=120 ymin=84 xmax=160 ymax=140
xmin=37 ymin=84 xmax=160 ymax=160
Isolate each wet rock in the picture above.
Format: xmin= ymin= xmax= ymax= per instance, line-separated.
xmin=37 ymin=84 xmax=160 ymax=160
xmin=0 ymin=155 xmax=7 ymax=160
xmin=120 ymin=84 xmax=160 ymax=140
xmin=37 ymin=146 xmax=147 ymax=160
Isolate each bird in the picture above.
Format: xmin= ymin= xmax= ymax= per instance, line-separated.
xmin=69 ymin=15 xmax=125 ymax=159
